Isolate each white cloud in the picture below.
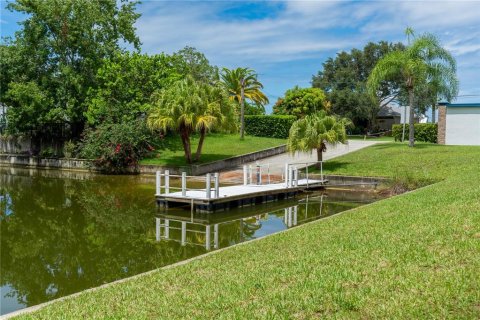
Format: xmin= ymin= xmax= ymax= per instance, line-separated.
xmin=135 ymin=0 xmax=480 ymax=106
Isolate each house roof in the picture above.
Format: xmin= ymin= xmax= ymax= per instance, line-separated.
xmin=439 ymin=102 xmax=480 ymax=108
xmin=378 ymin=103 xmax=422 ymax=117
xmin=377 ymin=104 xmax=402 ymax=117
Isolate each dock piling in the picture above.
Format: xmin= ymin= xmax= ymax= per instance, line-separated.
xmin=206 ymin=173 xmax=211 ymax=199
xmin=214 ymin=172 xmax=220 ymax=198
xmin=243 ymin=165 xmax=248 ymax=185
xmin=156 ymin=171 xmax=161 ymax=196
xmin=165 ymin=170 xmax=170 ymax=194
xmin=205 ymin=225 xmax=211 ymax=250
xmin=181 ymin=172 xmax=187 ymax=197
xmin=181 ymin=221 xmax=186 ymax=245
xmin=155 ymin=217 xmax=160 ymax=241
xmin=293 ymin=167 xmax=298 ymax=187
xmin=214 ymin=224 xmax=219 ymax=249
xmin=165 ymin=219 xmax=170 ymax=239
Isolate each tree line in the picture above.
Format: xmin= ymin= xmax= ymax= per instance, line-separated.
xmin=0 ymin=0 xmax=270 ymax=170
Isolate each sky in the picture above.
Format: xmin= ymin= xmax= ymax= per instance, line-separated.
xmin=1 ymin=0 xmax=480 ymax=113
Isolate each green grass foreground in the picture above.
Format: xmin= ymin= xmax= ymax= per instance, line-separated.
xmin=18 ymin=143 xmax=480 ymax=319
xmin=140 ymin=133 xmax=286 ymax=166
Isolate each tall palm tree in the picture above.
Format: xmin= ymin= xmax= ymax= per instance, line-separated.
xmin=423 ymin=66 xmax=458 ymax=123
xmin=147 ymin=76 xmax=236 ymax=164
xmin=368 ymin=30 xmax=457 ymax=147
xmin=287 ymin=111 xmax=350 ymax=163
xmin=221 ymin=67 xmax=269 ymax=139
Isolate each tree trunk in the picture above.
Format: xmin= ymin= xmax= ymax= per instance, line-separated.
xmin=408 ymin=88 xmax=415 ymax=147
xmin=431 ymin=103 xmax=436 ymax=123
xmin=180 ymin=129 xmax=192 ymax=164
xmin=194 ymin=127 xmax=206 ymax=162
xmin=316 ymin=147 xmax=323 ymax=168
xmin=240 ymin=78 xmax=245 ymax=140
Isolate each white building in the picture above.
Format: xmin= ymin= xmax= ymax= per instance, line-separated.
xmin=438 ymin=103 xmax=480 ymax=146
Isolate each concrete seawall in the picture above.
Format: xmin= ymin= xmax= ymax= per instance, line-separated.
xmin=0 ymin=154 xmax=93 ymax=171
xmin=0 ymin=145 xmax=287 ymax=175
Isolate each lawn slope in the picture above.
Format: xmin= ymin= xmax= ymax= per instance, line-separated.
xmin=18 ymin=143 xmax=480 ymax=319
xmin=140 ymin=133 xmax=286 ymax=166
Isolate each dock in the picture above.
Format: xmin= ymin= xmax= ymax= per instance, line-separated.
xmin=155 ymin=162 xmax=328 ymax=212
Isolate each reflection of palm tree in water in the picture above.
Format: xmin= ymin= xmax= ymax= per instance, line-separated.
xmin=242 ymin=220 xmax=262 ymax=239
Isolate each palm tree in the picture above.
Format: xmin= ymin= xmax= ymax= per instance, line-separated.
xmin=147 ymin=76 xmax=236 ymax=164
xmin=287 ymin=111 xmax=350 ymax=164
xmin=368 ymin=29 xmax=457 ymax=147
xmin=220 ymin=67 xmax=269 ymax=139
xmin=423 ymin=66 xmax=458 ymax=123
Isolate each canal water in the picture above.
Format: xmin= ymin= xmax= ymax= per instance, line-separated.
xmin=0 ymin=167 xmax=381 ymax=315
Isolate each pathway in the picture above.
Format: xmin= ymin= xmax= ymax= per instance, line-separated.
xmin=220 ymin=140 xmax=383 ymax=182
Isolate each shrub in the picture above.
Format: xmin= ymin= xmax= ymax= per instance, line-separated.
xmin=63 ymin=140 xmax=76 ymax=159
xmin=392 ymin=123 xmax=437 ymax=143
xmin=80 ymin=120 xmax=156 ymax=173
xmin=39 ymin=146 xmax=56 ymax=158
xmin=244 ymin=115 xmax=296 ymax=139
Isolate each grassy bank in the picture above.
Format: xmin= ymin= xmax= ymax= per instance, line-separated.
xmin=140 ymin=133 xmax=285 ymax=166
xmin=322 ymin=142 xmax=479 ymax=180
xmin=18 ymin=143 xmax=480 ymax=319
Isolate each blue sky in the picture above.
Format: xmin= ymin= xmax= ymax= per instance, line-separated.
xmin=2 ymin=0 xmax=480 ymax=113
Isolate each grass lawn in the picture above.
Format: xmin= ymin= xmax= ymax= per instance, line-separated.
xmin=18 ymin=143 xmax=480 ymax=319
xmin=347 ymin=135 xmax=394 ymax=142
xmin=140 ymin=133 xmax=286 ymax=166
xmin=321 ymin=142 xmax=478 ymax=181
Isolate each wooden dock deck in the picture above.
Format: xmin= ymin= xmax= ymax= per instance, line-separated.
xmin=156 ymin=175 xmax=327 ymax=212
xmin=155 ymin=162 xmax=328 ymax=212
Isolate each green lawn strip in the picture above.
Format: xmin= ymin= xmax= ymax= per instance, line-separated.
xmin=18 ymin=144 xmax=480 ymax=319
xmin=347 ymin=135 xmax=394 ymax=142
xmin=321 ymin=142 xmax=480 ymax=181
xmin=140 ymin=133 xmax=286 ymax=166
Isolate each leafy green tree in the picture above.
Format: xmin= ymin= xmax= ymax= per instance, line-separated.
xmin=273 ymin=86 xmax=327 ymax=119
xmin=85 ymin=52 xmax=181 ymax=126
xmin=287 ymin=112 xmax=350 ymax=163
xmin=244 ymin=101 xmax=266 ymax=115
xmin=172 ymin=46 xmax=219 ymax=83
xmin=312 ymin=41 xmax=404 ymax=130
xmin=221 ymin=67 xmax=269 ymax=139
xmin=368 ymin=30 xmax=457 ymax=147
xmin=147 ymin=77 xmax=236 ymax=164
xmin=2 ymin=0 xmax=141 ymax=143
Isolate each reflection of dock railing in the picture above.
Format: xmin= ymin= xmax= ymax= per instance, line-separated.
xmin=155 ymin=195 xmax=330 ymax=250
xmin=155 ymin=217 xmax=220 ymax=250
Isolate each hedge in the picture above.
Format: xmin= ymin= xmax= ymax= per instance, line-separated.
xmin=244 ymin=115 xmax=296 ymax=139
xmin=392 ymin=123 xmax=438 ymax=143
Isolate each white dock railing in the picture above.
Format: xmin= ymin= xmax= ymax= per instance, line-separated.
xmin=284 ymin=161 xmax=324 ymax=188
xmin=155 ymin=161 xmax=325 ymax=201
xmin=156 ymin=170 xmax=221 ymax=199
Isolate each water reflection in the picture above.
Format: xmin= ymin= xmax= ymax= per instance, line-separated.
xmin=155 ymin=193 xmax=371 ymax=251
xmin=0 ymin=167 xmax=379 ymax=316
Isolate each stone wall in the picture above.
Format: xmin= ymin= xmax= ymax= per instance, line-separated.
xmin=437 ymin=105 xmax=447 ymax=145
xmin=0 ymin=136 xmax=31 ymax=154
xmin=0 ymin=154 xmax=93 ymax=171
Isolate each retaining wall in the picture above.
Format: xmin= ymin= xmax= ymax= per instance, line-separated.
xmin=0 ymin=137 xmax=31 ymax=154
xmin=313 ymin=174 xmax=389 ymax=187
xmin=0 ymin=154 xmax=93 ymax=171
xmin=139 ymin=145 xmax=287 ymax=175
xmin=0 ymin=144 xmax=287 ymax=175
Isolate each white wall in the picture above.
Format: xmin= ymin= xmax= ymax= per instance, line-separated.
xmin=445 ymin=107 xmax=480 ymax=145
